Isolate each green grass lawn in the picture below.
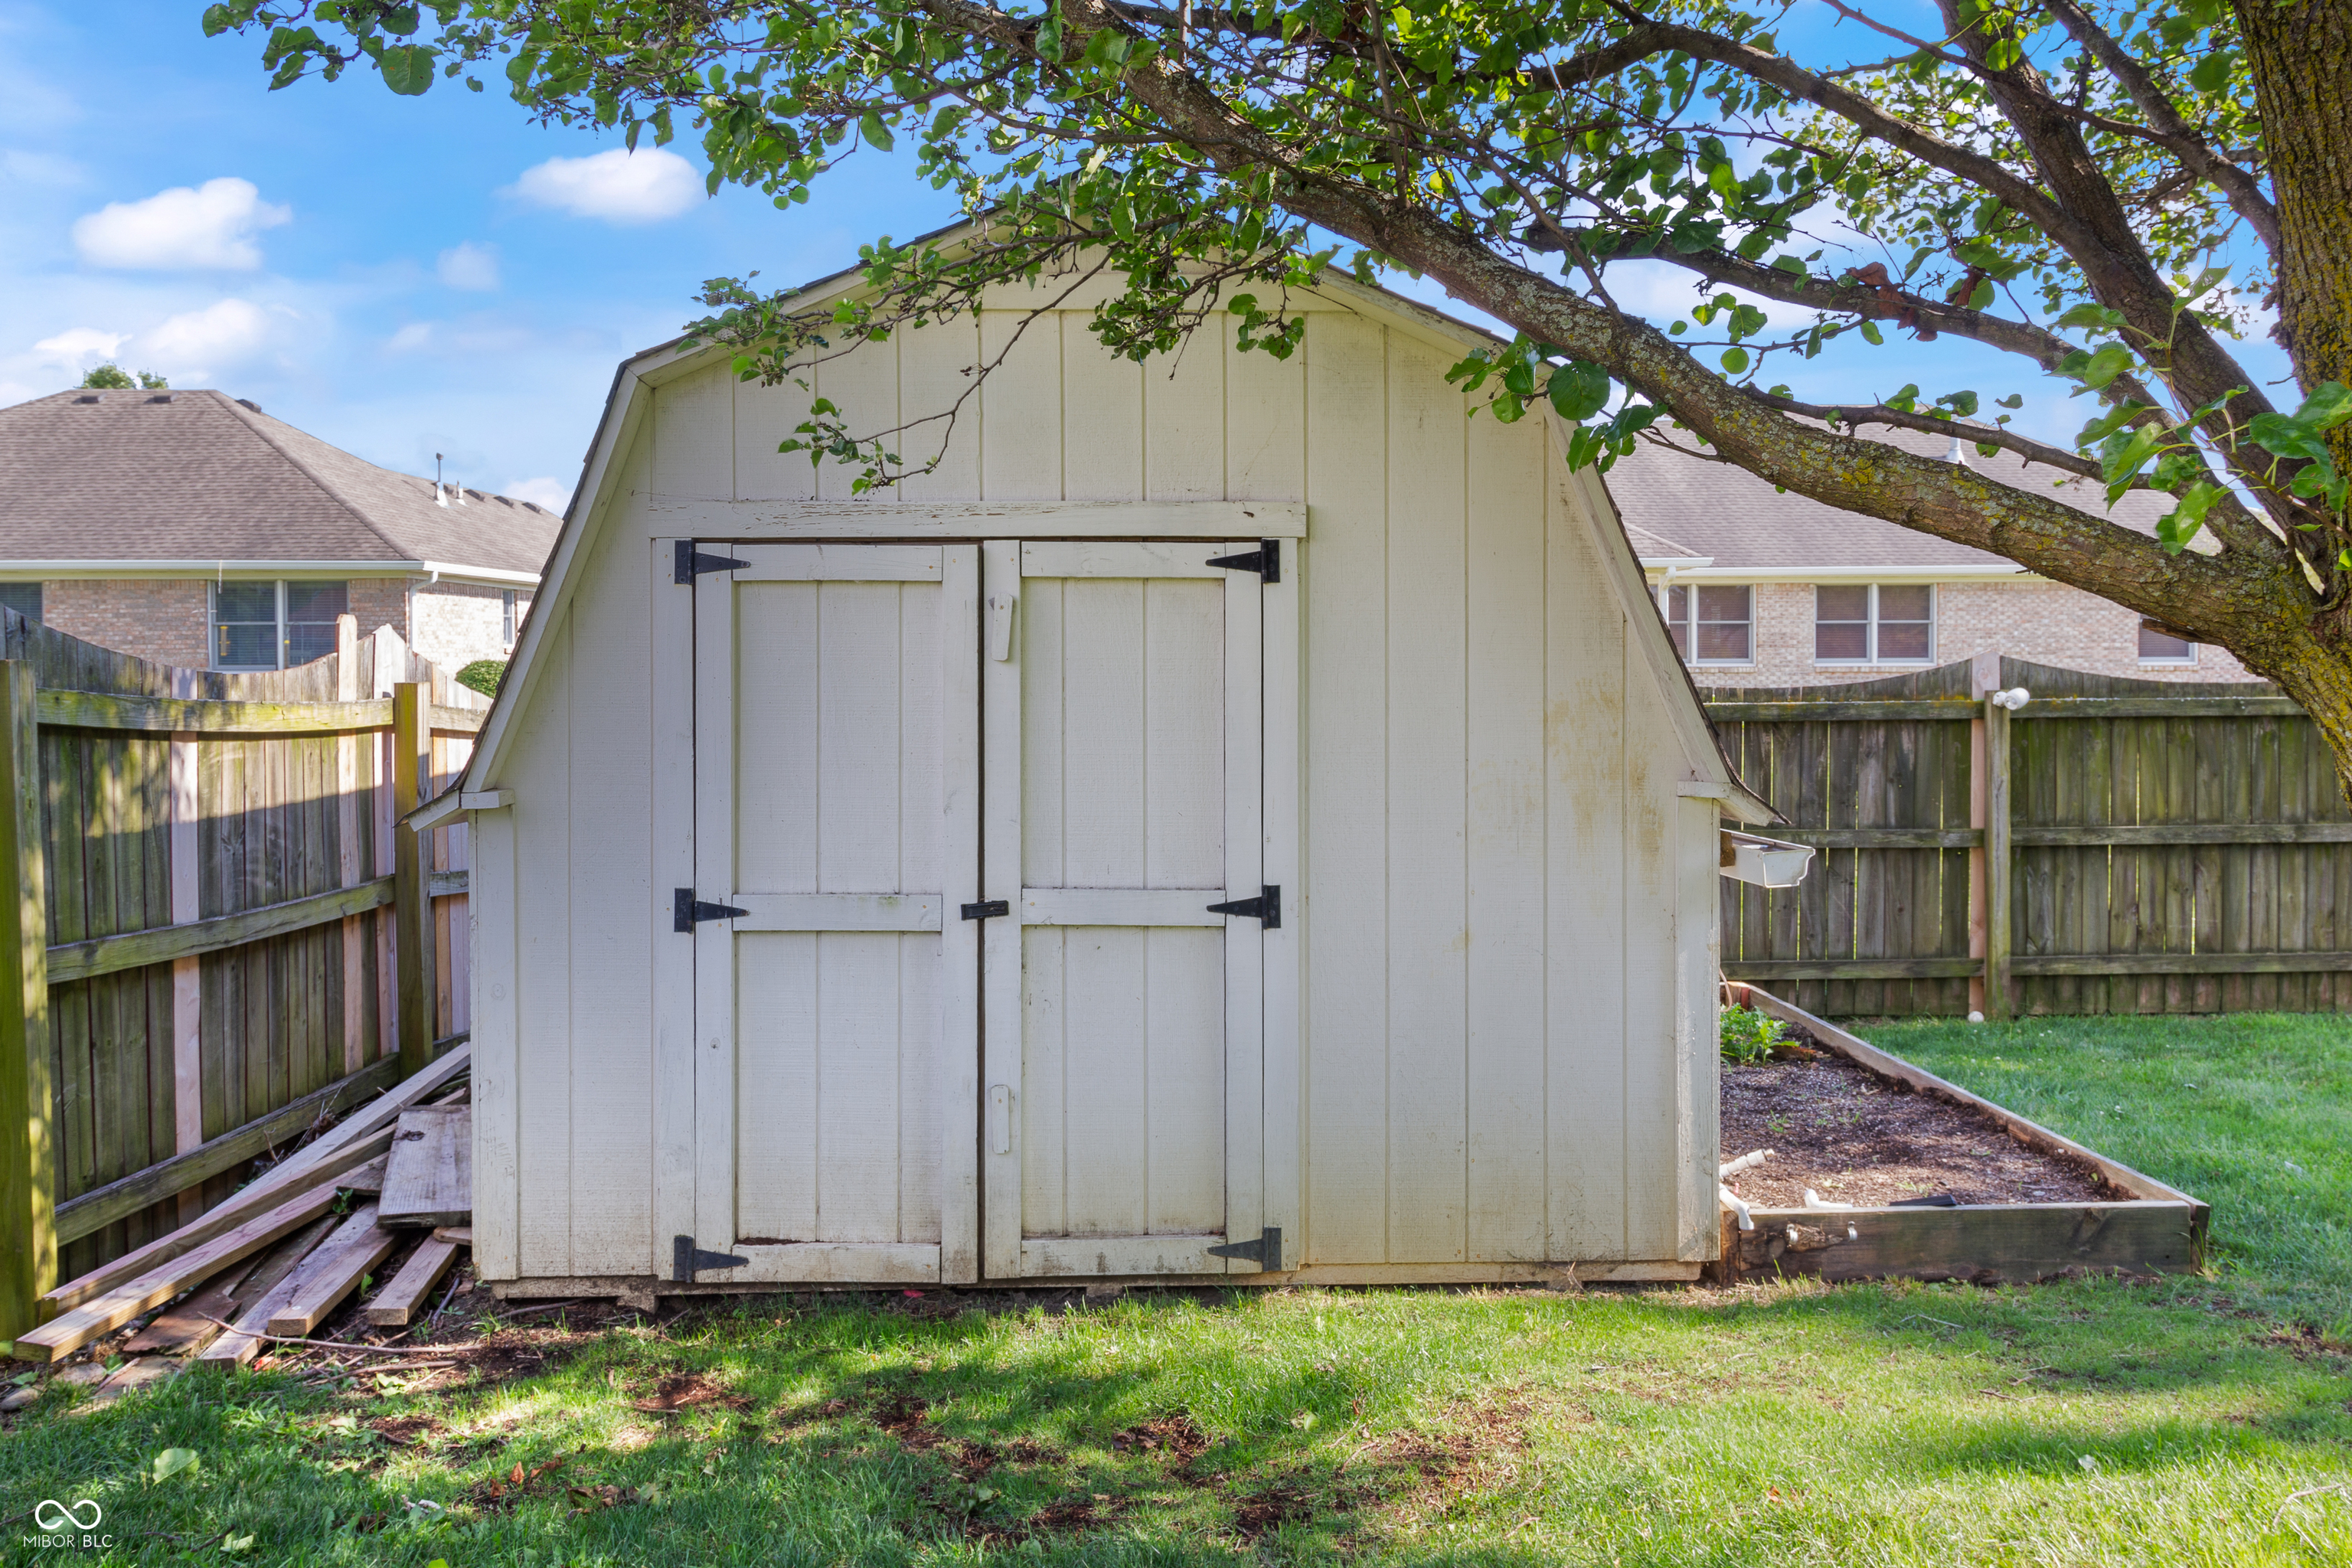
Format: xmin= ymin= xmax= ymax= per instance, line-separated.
xmin=5 ymin=1014 xmax=2350 ymax=1566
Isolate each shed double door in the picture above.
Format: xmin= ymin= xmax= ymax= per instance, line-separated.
xmin=691 ymin=539 xmax=1276 ymax=1285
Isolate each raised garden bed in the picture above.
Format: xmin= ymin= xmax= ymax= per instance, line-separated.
xmin=1712 ymin=986 xmax=2208 ymax=1285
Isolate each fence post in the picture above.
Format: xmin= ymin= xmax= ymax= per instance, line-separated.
xmin=393 ymin=682 xmax=430 ymax=1081
xmin=0 ymin=662 xmax=56 ymax=1348
xmin=1984 ymin=692 xmax=2014 ymax=1020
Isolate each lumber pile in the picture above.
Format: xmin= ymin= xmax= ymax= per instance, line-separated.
xmin=10 ymin=1046 xmax=477 ymax=1382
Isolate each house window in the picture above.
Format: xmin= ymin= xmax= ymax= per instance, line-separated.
xmin=2138 ymin=619 xmax=2197 ymax=665
xmin=211 ymin=581 xmax=349 ymax=670
xmin=1661 ymin=584 xmax=1753 ymax=664
xmin=0 ymin=583 xmax=41 ymax=623
xmin=1815 ymin=584 xmax=1935 ymax=664
xmin=501 ymin=589 xmax=517 ymax=648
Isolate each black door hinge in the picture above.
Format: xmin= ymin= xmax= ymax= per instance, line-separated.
xmin=1207 ymin=1226 xmax=1283 ymax=1269
xmin=1206 ymin=539 xmax=1280 ymax=583
xmin=1207 ymin=884 xmax=1281 ymax=929
xmin=673 ymin=1234 xmax=750 ymax=1282
xmin=674 ymin=887 xmax=749 ymax=932
xmin=961 ymin=899 xmax=1011 ymax=920
xmin=675 ymin=541 xmax=752 ymax=583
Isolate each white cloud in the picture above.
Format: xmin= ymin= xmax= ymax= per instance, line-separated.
xmin=71 ymin=178 xmax=291 ymax=270
xmin=385 ymin=322 xmax=434 ymax=354
xmin=436 ymin=240 xmax=500 ymax=291
xmin=2 ymin=149 xmax=81 ymax=188
xmin=503 ymin=475 xmax=572 ymax=512
xmin=32 ymin=325 xmax=126 ymax=370
xmin=139 ymin=299 xmax=276 ymax=377
xmin=506 ymin=148 xmax=701 ymax=224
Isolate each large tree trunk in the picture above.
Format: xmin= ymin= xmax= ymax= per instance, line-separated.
xmin=2240 ymin=1 xmax=2352 ymax=402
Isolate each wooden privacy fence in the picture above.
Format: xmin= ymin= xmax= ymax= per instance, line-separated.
xmin=0 ymin=614 xmax=485 ymax=1344
xmin=1710 ymin=657 xmax=2352 ymax=1018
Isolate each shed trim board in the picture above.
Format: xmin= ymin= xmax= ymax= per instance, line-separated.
xmin=457 ymin=226 xmax=1775 ymax=1287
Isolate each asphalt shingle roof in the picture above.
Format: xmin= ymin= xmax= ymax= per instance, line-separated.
xmin=0 ymin=388 xmax=560 ymax=576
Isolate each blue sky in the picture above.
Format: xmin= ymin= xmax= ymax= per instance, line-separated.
xmin=0 ymin=2 xmax=2285 ymax=513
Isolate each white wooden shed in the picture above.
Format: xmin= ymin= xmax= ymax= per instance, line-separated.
xmin=423 ymin=239 xmax=1783 ymax=1296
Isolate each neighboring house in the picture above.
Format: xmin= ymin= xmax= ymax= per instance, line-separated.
xmin=1607 ymin=427 xmax=2256 ymax=685
xmin=0 ymin=387 xmax=561 ymax=671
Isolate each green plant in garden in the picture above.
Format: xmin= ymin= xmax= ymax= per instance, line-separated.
xmin=454 ymin=658 xmax=504 ymax=698
xmin=1720 ymin=1002 xmax=1788 ymax=1066
xmin=202 ymin=0 xmax=2352 ymax=798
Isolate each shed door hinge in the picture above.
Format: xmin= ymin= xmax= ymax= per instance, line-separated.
xmin=675 ymin=541 xmax=752 ymax=583
xmin=673 ymin=887 xmax=749 ymax=932
xmin=1206 ymin=539 xmax=1279 ymax=583
xmin=673 ymin=1234 xmax=750 ymax=1282
xmin=961 ymin=899 xmax=1011 ymax=920
xmin=1207 ymin=1226 xmax=1283 ymax=1269
xmin=1207 ymin=884 xmax=1280 ymax=929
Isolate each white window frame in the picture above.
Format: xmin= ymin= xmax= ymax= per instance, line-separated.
xmin=210 ymin=580 xmax=350 ymax=671
xmin=2136 ymin=619 xmax=2199 ymax=668
xmin=1813 ymin=583 xmax=1936 ymax=667
xmin=501 ymin=589 xmax=518 ymax=649
xmin=1658 ymin=582 xmax=1756 ymax=667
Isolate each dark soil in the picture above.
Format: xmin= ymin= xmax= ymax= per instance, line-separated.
xmin=1720 ymin=1054 xmax=2118 ymax=1208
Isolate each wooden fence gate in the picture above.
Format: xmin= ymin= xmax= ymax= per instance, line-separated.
xmin=1710 ymin=657 xmax=2352 ymax=1018
xmin=0 ymin=613 xmax=484 ymax=1345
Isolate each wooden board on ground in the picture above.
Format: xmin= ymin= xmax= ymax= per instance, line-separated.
xmin=365 ymin=1237 xmax=462 ymax=1326
xmin=41 ymin=1046 xmax=470 ymax=1315
xmin=379 ymin=1106 xmax=471 ymax=1227
xmin=14 ymin=1183 xmax=345 ymax=1362
xmin=338 ymin=1154 xmax=390 ymax=1194
xmin=432 ymin=1227 xmax=472 ymax=1245
xmin=267 ymin=1204 xmax=400 ymax=1337
xmin=119 ymin=1275 xmax=242 ymax=1356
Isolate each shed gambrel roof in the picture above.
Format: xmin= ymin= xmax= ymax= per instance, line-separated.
xmin=0 ymin=387 xmax=560 ymax=580
xmin=433 ymin=229 xmax=1779 ymax=827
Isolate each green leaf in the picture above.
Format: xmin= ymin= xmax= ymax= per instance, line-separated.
xmin=861 ymin=111 xmax=894 ymax=152
xmin=1720 ymin=346 xmax=1749 ymax=374
xmin=2157 ymin=482 xmax=2223 ymax=554
xmin=1858 ymin=321 xmax=1883 ymax=346
xmin=2056 ymin=302 xmax=2126 ymax=332
xmin=1707 ymin=161 xmax=1737 ymax=198
xmin=149 ymin=1448 xmax=201 ymax=1484
xmin=2076 ymin=345 xmax=2135 ymax=390
xmin=2248 ymin=410 xmax=2331 ymax=464
xmin=1547 ymin=361 xmax=1611 ymax=421
xmin=2296 ymin=381 xmax=2352 ymax=433
xmin=377 ymin=43 xmax=436 ymax=96
xmin=2189 ymin=50 xmax=2234 ymax=93
xmin=2098 ymin=424 xmax=2166 ymax=506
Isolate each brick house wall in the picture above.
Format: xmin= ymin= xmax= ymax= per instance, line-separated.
xmin=1671 ymin=578 xmax=2256 ymax=687
xmin=18 ymin=575 xmax=529 ymax=672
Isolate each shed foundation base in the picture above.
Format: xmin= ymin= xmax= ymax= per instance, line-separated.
xmin=487 ymin=1260 xmax=1703 ymax=1302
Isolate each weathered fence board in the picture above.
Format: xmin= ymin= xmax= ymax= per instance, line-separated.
xmin=1710 ymin=657 xmax=2352 ymax=1018
xmin=0 ymin=612 xmax=486 ymax=1348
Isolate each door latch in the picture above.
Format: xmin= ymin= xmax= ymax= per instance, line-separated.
xmin=961 ymin=899 xmax=1010 ymax=920
xmin=1207 ymin=885 xmax=1281 ymax=929
xmin=672 ymin=1235 xmax=750 ymax=1282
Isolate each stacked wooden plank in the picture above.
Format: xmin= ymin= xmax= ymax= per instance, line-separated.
xmin=365 ymin=1102 xmax=474 ymax=1326
xmin=15 ymin=1047 xmax=471 ymax=1366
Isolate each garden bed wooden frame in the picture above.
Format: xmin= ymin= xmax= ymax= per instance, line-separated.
xmin=1714 ymin=985 xmax=2210 ymax=1285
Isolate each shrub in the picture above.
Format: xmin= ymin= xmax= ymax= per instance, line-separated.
xmin=1720 ymin=1004 xmax=1787 ymax=1067
xmin=456 ymin=658 xmax=506 ymax=697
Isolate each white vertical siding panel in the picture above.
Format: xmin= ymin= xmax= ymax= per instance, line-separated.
xmin=897 ymin=315 xmax=983 ymax=502
xmin=1144 ymin=340 xmax=1225 ymax=501
xmin=1224 ymin=333 xmax=1306 ymax=501
xmin=1300 ymin=314 xmax=1390 ymax=1265
xmin=979 ymin=312 xmax=1063 ymax=500
xmin=1060 ymin=580 xmax=1147 ymax=887
xmin=1061 ymin=321 xmax=1145 ymax=501
xmin=655 ymin=366 xmax=734 ymax=499
xmin=1619 ymin=619 xmax=1684 ymax=1259
xmin=564 ymin=518 xmax=657 ymax=1275
xmin=734 ymin=584 xmax=820 ymax=894
xmin=737 ymin=933 xmax=819 ymax=1240
xmin=470 ymin=803 xmax=521 ymax=1281
xmin=512 ymin=615 xmax=574 ymax=1278
xmin=1544 ymin=446 xmax=1628 ymax=1260
xmin=650 ymin=528 xmax=698 ymax=1283
xmin=817 ymin=582 xmax=907 ymax=890
xmin=1055 ymin=926 xmax=1148 ymax=1235
xmin=899 ymin=931 xmax=943 ymax=1244
xmin=900 ymin=583 xmax=943 ymax=897
xmin=1143 ymin=578 xmax=1224 ymax=889
xmin=1382 ymin=334 xmax=1469 ymax=1265
xmin=1465 ymin=412 xmax=1549 ymax=1263
xmin=1674 ymin=798 xmax=1722 ymax=1261
xmin=1020 ymin=579 xmax=1067 ymax=890
xmin=814 ymin=336 xmax=902 ymax=501
xmin=737 ymin=370 xmax=818 ymax=502
xmin=814 ymin=933 xmax=906 ymax=1240
xmin=1145 ymin=926 xmax=1226 ymax=1232
xmin=1018 ymin=926 xmax=1069 ymax=1236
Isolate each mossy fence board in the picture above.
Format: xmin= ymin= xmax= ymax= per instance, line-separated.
xmin=1710 ymin=658 xmax=2352 ymax=1018
xmin=0 ymin=612 xmax=485 ymax=1349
